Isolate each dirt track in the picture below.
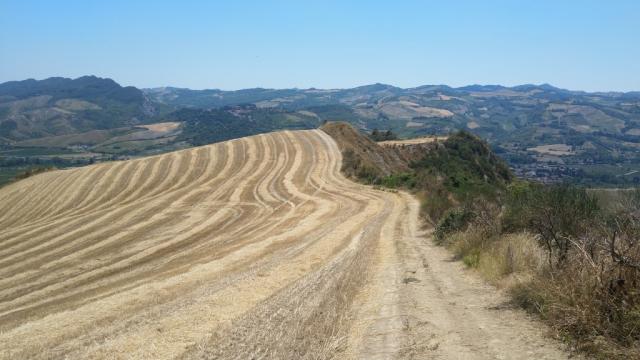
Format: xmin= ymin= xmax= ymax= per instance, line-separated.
xmin=0 ymin=130 xmax=570 ymax=359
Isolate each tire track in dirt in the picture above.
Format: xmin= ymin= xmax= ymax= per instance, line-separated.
xmin=344 ymin=193 xmax=573 ymax=360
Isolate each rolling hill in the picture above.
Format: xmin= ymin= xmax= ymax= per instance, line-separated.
xmin=0 ymin=128 xmax=570 ymax=359
xmin=144 ymin=83 xmax=640 ymax=147
xmin=0 ymin=76 xmax=168 ymax=141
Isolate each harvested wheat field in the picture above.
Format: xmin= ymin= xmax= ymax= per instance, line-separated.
xmin=0 ymin=129 xmax=571 ymax=359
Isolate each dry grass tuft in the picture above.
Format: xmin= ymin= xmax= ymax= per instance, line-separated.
xmin=477 ymin=233 xmax=547 ymax=287
xmin=443 ymin=223 xmax=640 ymax=359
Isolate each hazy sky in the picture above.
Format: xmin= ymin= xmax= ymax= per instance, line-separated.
xmin=1 ymin=0 xmax=638 ymax=91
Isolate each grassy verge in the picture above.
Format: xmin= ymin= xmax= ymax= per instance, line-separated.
xmin=323 ymin=122 xmax=640 ymax=357
xmin=436 ymin=185 xmax=640 ymax=359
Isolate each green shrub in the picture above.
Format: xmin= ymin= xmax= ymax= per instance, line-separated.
xmin=411 ymin=130 xmax=512 ymax=201
xmin=420 ymin=189 xmax=454 ymax=223
xmin=503 ymin=183 xmax=600 ymax=264
xmin=369 ymin=129 xmax=397 ymax=141
xmin=434 ymin=207 xmax=475 ymax=244
xmin=509 ymin=282 xmax=547 ymax=315
xmin=379 ymin=172 xmax=415 ymax=188
xmin=434 ymin=179 xmax=640 ymax=358
xmin=462 ymin=251 xmax=481 ymax=267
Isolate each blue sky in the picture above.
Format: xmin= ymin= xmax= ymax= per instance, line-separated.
xmin=1 ymin=0 xmax=638 ymax=91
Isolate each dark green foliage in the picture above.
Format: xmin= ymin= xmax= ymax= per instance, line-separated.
xmin=344 ymin=129 xmax=514 ymax=223
xmin=420 ymin=188 xmax=454 ymax=222
xmin=173 ymin=105 xmax=319 ymax=146
xmin=369 ymin=129 xmax=398 ymax=142
xmin=412 ymin=131 xmax=512 ymax=200
xmin=0 ymin=107 xmax=10 ymax=121
xmin=434 ymin=207 xmax=475 ymax=244
xmin=0 ymin=120 xmax=17 ymax=136
xmin=379 ymin=172 xmax=415 ymax=188
xmin=0 ymin=76 xmax=170 ymax=141
xmin=503 ymin=182 xmax=600 ymax=263
xmin=0 ymin=155 xmax=97 ymax=187
xmin=0 ymin=76 xmax=143 ymax=103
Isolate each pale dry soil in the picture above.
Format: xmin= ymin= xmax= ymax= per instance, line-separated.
xmin=0 ymin=130 xmax=571 ymax=359
xmin=527 ymin=144 xmax=573 ymax=156
xmin=379 ymin=136 xmax=448 ymax=147
xmin=139 ymin=122 xmax=181 ymax=133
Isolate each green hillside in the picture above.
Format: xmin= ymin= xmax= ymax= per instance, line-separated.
xmin=0 ymin=76 xmax=169 ymax=140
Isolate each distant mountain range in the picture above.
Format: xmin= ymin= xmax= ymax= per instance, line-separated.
xmin=1 ymin=76 xmax=640 ymax=186
xmin=145 ymin=82 xmax=640 ymax=108
xmin=143 ymin=82 xmax=640 ymax=147
xmin=0 ymin=76 xmax=168 ymax=142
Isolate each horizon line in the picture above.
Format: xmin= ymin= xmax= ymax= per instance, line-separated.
xmin=1 ymin=75 xmax=639 ymax=94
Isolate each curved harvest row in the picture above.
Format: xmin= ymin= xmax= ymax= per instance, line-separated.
xmin=0 ymin=129 xmax=408 ymax=359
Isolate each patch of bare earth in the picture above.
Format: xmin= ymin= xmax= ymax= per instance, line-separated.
xmin=379 ymin=136 xmax=448 ymax=147
xmin=140 ymin=122 xmax=181 ymax=133
xmin=527 ymin=144 xmax=573 ymax=156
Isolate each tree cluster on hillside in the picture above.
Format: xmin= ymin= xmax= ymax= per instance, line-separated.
xmin=172 ymin=105 xmax=319 ymax=146
xmin=371 ymin=130 xmax=513 ymax=221
xmin=412 ymin=131 xmax=512 ymax=196
xmin=369 ymin=129 xmax=397 ymax=142
xmin=322 ymin=123 xmax=513 ymax=221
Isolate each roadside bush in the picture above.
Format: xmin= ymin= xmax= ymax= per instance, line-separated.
xmin=477 ymin=232 xmax=547 ymax=285
xmin=419 ymin=188 xmax=453 ymax=223
xmin=439 ymin=183 xmax=640 ymax=358
xmin=379 ymin=172 xmax=416 ymax=188
xmin=447 ymin=229 xmax=484 ymax=266
xmin=434 ymin=207 xmax=475 ymax=244
xmin=503 ymin=183 xmax=600 ymax=265
xmin=513 ymin=233 xmax=640 ymax=359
